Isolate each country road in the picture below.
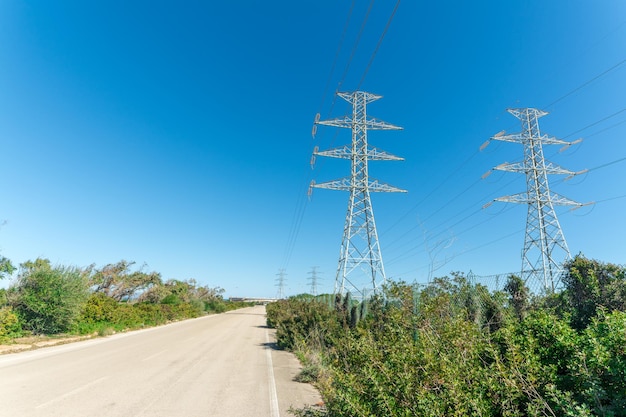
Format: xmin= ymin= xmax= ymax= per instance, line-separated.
xmin=0 ymin=305 xmax=321 ymax=417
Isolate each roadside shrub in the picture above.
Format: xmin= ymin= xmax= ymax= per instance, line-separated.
xmin=576 ymin=310 xmax=626 ymax=415
xmin=80 ymin=293 xmax=119 ymax=324
xmin=205 ymin=300 xmax=227 ymax=313
xmin=0 ymin=306 xmax=22 ymax=341
xmin=266 ymin=298 xmax=338 ymax=350
xmin=12 ymin=260 xmax=90 ymax=334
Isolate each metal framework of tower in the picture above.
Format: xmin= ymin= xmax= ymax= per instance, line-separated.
xmin=307 ymin=266 xmax=320 ymax=296
xmin=490 ymin=108 xmax=583 ymax=292
xmin=311 ymin=91 xmax=404 ymax=298
xmin=275 ymin=269 xmax=287 ymax=299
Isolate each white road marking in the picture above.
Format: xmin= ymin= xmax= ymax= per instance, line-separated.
xmin=35 ymin=376 xmax=108 ymax=409
xmin=265 ymin=329 xmax=280 ymax=417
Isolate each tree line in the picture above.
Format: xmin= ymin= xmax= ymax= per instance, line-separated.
xmin=0 ymin=257 xmax=251 ymax=341
xmin=267 ymin=255 xmax=626 ymax=417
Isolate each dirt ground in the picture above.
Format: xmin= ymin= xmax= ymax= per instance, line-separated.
xmin=0 ymin=334 xmax=96 ymax=354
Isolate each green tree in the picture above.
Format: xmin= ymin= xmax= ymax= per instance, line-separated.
xmin=12 ymin=259 xmax=90 ymax=334
xmin=504 ymin=274 xmax=530 ymax=322
xmin=0 ymin=255 xmax=15 ymax=280
xmin=90 ymin=260 xmax=162 ymax=302
xmin=561 ymin=255 xmax=626 ymax=330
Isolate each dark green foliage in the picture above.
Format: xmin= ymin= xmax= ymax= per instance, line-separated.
xmin=12 ymin=259 xmax=90 ymax=334
xmin=0 ymin=258 xmax=248 ymax=341
xmin=0 ymin=288 xmax=7 ymax=307
xmin=349 ymin=305 xmax=359 ymax=328
xmin=271 ymin=259 xmax=626 ymax=417
xmin=266 ymin=297 xmax=339 ymax=350
xmin=0 ymin=255 xmax=15 ymax=280
xmin=577 ymin=310 xmax=626 ymax=415
xmin=504 ymin=274 xmax=530 ymax=321
xmin=81 ymin=292 xmax=120 ymax=324
xmin=76 ymin=294 xmax=206 ymax=334
xmin=561 ymin=255 xmax=626 ymax=330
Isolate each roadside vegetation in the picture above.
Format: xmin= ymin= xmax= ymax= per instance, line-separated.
xmin=0 ymin=257 xmax=252 ymax=344
xmin=267 ymin=255 xmax=626 ymax=417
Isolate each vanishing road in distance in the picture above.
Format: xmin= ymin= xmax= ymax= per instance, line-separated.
xmin=0 ymin=305 xmax=320 ymax=417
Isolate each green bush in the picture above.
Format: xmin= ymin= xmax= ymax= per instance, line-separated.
xmin=80 ymin=293 xmax=120 ymax=324
xmin=0 ymin=306 xmax=23 ymax=341
xmin=266 ymin=298 xmax=338 ymax=350
xmin=13 ymin=260 xmax=90 ymax=334
xmin=272 ymin=273 xmax=626 ymax=417
xmin=576 ymin=310 xmax=626 ymax=414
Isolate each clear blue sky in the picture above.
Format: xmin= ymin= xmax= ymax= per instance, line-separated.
xmin=1 ymin=1 xmax=625 ymax=298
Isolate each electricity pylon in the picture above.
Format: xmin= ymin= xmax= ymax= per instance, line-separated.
xmin=307 ymin=266 xmax=320 ymax=296
xmin=275 ymin=269 xmax=287 ymax=299
xmin=310 ymin=91 xmax=405 ymax=298
xmin=487 ymin=108 xmax=584 ymax=292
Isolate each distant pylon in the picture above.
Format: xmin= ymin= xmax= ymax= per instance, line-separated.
xmin=310 ymin=91 xmax=405 ymax=298
xmin=307 ymin=266 xmax=321 ymax=296
xmin=275 ymin=269 xmax=287 ymax=299
xmin=486 ymin=108 xmax=584 ymax=292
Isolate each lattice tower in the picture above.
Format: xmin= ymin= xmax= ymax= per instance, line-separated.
xmin=489 ymin=108 xmax=583 ymax=292
xmin=275 ymin=269 xmax=287 ymax=299
xmin=307 ymin=266 xmax=320 ymax=296
xmin=310 ymin=91 xmax=404 ymax=298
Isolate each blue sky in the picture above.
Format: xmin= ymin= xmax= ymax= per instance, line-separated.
xmin=1 ymin=1 xmax=625 ymax=298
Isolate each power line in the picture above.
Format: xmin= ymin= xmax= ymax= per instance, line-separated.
xmin=381 ymin=150 xmax=481 ymax=237
xmin=596 ymin=193 xmax=626 ymax=204
xmin=587 ymin=156 xmax=626 ymax=173
xmin=282 ymin=2 xmax=360 ymax=271
xmin=562 ymin=108 xmax=626 ymax=139
xmin=336 ymin=0 xmax=376 ymax=94
xmin=317 ymin=0 xmax=356 ymax=115
xmin=543 ymin=57 xmax=626 ymax=109
xmin=356 ymin=0 xmax=402 ymax=90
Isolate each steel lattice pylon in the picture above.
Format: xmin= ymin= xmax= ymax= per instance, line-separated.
xmin=311 ymin=91 xmax=404 ymax=298
xmin=489 ymin=108 xmax=583 ymax=292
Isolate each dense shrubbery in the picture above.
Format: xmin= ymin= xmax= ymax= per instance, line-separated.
xmin=267 ymin=255 xmax=626 ymax=417
xmin=11 ymin=259 xmax=90 ymax=334
xmin=0 ymin=306 xmax=22 ymax=342
xmin=0 ymin=257 xmax=252 ymax=340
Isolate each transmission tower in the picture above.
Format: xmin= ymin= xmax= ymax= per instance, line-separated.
xmin=275 ymin=269 xmax=287 ymax=299
xmin=488 ymin=108 xmax=583 ymax=292
xmin=310 ymin=91 xmax=405 ymax=298
xmin=307 ymin=266 xmax=321 ymax=296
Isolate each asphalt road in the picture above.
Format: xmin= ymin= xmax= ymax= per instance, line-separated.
xmin=0 ymin=305 xmax=321 ymax=417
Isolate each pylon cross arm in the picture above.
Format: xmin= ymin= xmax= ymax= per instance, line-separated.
xmin=492 ymin=133 xmax=575 ymax=147
xmin=312 ymin=178 xmax=352 ymax=191
xmin=368 ymin=147 xmax=403 ymax=160
xmin=546 ymin=192 xmax=585 ymax=206
xmin=337 ymin=91 xmax=382 ymax=104
xmin=316 ymin=117 xmax=402 ymax=131
xmin=364 ymin=118 xmax=403 ymax=131
xmin=315 ymin=146 xmax=352 ymax=159
xmin=537 ymin=135 xmax=574 ymax=146
xmin=317 ymin=117 xmax=353 ymax=129
xmin=368 ymin=179 xmax=406 ymax=193
xmin=315 ymin=146 xmax=403 ymax=161
xmin=495 ymin=192 xmax=583 ymax=207
xmin=312 ymin=178 xmax=405 ymax=193
xmin=495 ymin=162 xmax=577 ymax=175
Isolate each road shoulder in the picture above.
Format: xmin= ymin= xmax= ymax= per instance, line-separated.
xmin=267 ymin=327 xmax=324 ymax=416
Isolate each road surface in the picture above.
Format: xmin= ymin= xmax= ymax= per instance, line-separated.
xmin=0 ymin=305 xmax=321 ymax=417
